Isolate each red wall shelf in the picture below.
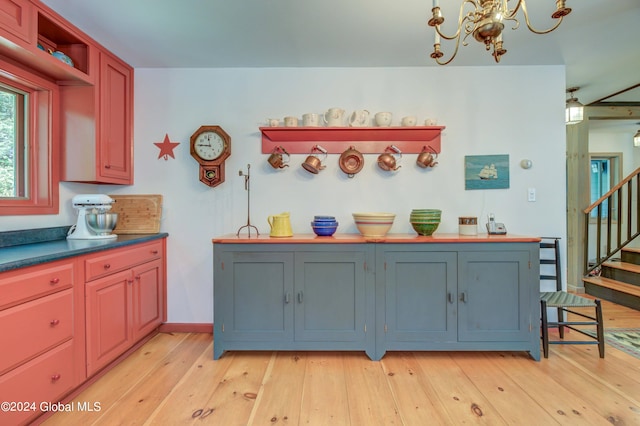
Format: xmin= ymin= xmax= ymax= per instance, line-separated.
xmin=260 ymin=126 xmax=445 ymax=154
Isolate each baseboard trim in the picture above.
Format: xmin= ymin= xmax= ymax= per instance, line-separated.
xmin=158 ymin=322 xmax=213 ymax=334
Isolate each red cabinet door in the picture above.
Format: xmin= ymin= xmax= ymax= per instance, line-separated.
xmin=0 ymin=0 xmax=33 ymax=44
xmin=98 ymin=51 xmax=132 ymax=183
xmin=132 ymin=259 xmax=163 ymax=341
xmin=85 ymin=269 xmax=132 ymax=376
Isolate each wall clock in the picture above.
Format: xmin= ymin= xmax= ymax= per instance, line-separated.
xmin=190 ymin=125 xmax=231 ymax=187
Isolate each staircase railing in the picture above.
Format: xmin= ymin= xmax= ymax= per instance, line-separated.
xmin=584 ymin=167 xmax=640 ymax=275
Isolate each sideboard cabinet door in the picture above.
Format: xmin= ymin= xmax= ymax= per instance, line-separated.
xmin=457 ymin=250 xmax=531 ymax=342
xmin=215 ymin=251 xmax=294 ymax=358
xmin=294 ymin=251 xmax=367 ymax=343
xmin=382 ymin=251 xmax=457 ymax=346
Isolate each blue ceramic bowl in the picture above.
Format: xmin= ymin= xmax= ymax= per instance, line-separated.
xmin=311 ymin=220 xmax=337 ymax=227
xmin=313 ymin=215 xmax=336 ymax=222
xmin=51 ymin=50 xmax=74 ymax=67
xmin=311 ymin=222 xmax=338 ymax=236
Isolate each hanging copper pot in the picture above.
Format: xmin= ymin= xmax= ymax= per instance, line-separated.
xmin=339 ymin=146 xmax=364 ymax=178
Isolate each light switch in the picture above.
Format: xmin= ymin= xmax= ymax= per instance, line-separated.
xmin=528 ymin=188 xmax=536 ymax=202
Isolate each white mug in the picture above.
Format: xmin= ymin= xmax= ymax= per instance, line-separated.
xmin=401 ymin=116 xmax=417 ymax=127
xmin=349 ymin=110 xmax=370 ymax=127
xmin=323 ymin=108 xmax=345 ymax=127
xmin=375 ymin=112 xmax=392 ymax=127
xmin=284 ymin=116 xmax=299 ymax=127
xmin=425 ymin=118 xmax=438 ymax=126
xmin=302 ymin=113 xmax=320 ymax=127
xmin=267 ymin=118 xmax=279 ymax=127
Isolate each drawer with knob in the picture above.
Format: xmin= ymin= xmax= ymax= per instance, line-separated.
xmin=0 ymin=289 xmax=73 ymax=374
xmin=0 ymin=340 xmax=76 ymax=425
xmin=0 ymin=259 xmax=74 ymax=310
xmin=84 ymin=240 xmax=163 ymax=281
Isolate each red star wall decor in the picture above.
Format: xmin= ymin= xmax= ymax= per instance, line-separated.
xmin=154 ymin=133 xmax=180 ymax=160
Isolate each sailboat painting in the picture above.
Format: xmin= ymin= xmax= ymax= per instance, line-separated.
xmin=465 ymin=154 xmax=510 ymax=190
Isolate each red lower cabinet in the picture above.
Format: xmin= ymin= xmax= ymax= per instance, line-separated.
xmin=85 ymin=243 xmax=165 ymax=377
xmin=0 ymin=237 xmax=166 ymax=424
xmin=0 ymin=257 xmax=82 ymax=426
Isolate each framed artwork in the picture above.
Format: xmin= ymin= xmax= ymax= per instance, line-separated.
xmin=465 ymin=154 xmax=510 ymax=190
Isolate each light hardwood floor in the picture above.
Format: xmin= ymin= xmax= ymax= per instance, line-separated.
xmin=41 ymin=299 xmax=640 ymax=425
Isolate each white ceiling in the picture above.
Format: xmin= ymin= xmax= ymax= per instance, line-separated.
xmin=41 ymin=1 xmax=640 ymax=108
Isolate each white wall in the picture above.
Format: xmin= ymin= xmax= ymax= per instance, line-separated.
xmin=2 ymin=65 xmax=568 ymax=323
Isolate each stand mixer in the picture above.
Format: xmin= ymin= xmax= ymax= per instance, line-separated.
xmin=67 ymin=194 xmax=118 ymax=240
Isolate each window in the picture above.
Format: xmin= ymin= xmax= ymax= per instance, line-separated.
xmin=0 ymin=84 xmax=27 ymax=198
xmin=589 ymin=154 xmax=622 ymax=220
xmin=0 ymin=58 xmax=59 ymax=215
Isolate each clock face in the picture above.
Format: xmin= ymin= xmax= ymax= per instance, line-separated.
xmin=194 ymin=131 xmax=226 ymax=161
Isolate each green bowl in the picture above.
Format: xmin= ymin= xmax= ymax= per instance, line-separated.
xmin=411 ymin=221 xmax=440 ymax=236
xmin=410 ymin=216 xmax=441 ymax=221
xmin=411 ymin=209 xmax=442 ymax=214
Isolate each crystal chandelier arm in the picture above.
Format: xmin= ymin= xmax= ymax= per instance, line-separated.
xmin=519 ymin=0 xmax=566 ymax=35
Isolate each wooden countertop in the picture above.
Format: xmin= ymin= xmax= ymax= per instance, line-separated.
xmin=212 ymin=233 xmax=541 ymax=244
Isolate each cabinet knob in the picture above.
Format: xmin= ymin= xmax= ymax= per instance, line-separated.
xmin=51 ymin=374 xmax=61 ymax=382
xmin=284 ymin=293 xmax=291 ymax=304
xmin=297 ymin=291 xmax=303 ymax=303
xmin=151 ymin=250 xmax=159 ymax=255
xmin=49 ymin=277 xmax=60 ymax=285
xmin=50 ymin=319 xmax=60 ymax=326
xmin=135 ymin=275 xmax=141 ymax=281
xmin=459 ymin=292 xmax=467 ymax=303
xmin=104 ymin=164 xmax=111 ymax=169
xmin=104 ymin=263 xmax=111 ymax=270
xmin=127 ymin=279 xmax=133 ymax=285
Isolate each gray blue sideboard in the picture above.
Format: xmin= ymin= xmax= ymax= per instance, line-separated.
xmin=212 ymin=233 xmax=541 ymax=361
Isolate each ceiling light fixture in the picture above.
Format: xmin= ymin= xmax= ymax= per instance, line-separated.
xmin=428 ymin=0 xmax=572 ymax=65
xmin=565 ymin=87 xmax=583 ymax=125
xmin=634 ymin=123 xmax=640 ymax=147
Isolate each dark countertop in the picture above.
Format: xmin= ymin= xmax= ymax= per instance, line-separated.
xmin=0 ymin=226 xmax=168 ymax=273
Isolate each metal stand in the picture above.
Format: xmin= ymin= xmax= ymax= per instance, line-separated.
xmin=237 ymin=164 xmax=259 ymax=237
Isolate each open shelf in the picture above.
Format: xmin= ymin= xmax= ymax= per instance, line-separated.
xmin=0 ymin=4 xmax=94 ymax=85
xmin=260 ymin=126 xmax=445 ymax=154
xmin=36 ymin=10 xmax=90 ymax=77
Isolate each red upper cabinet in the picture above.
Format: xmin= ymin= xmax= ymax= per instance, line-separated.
xmin=98 ymin=51 xmax=133 ymax=183
xmin=0 ymin=0 xmax=33 ymax=44
xmin=60 ymin=50 xmax=134 ymax=184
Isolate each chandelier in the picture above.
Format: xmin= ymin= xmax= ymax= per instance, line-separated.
xmin=428 ymin=0 xmax=572 ymax=65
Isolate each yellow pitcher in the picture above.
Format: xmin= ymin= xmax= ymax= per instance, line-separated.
xmin=267 ymin=212 xmax=293 ymax=237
